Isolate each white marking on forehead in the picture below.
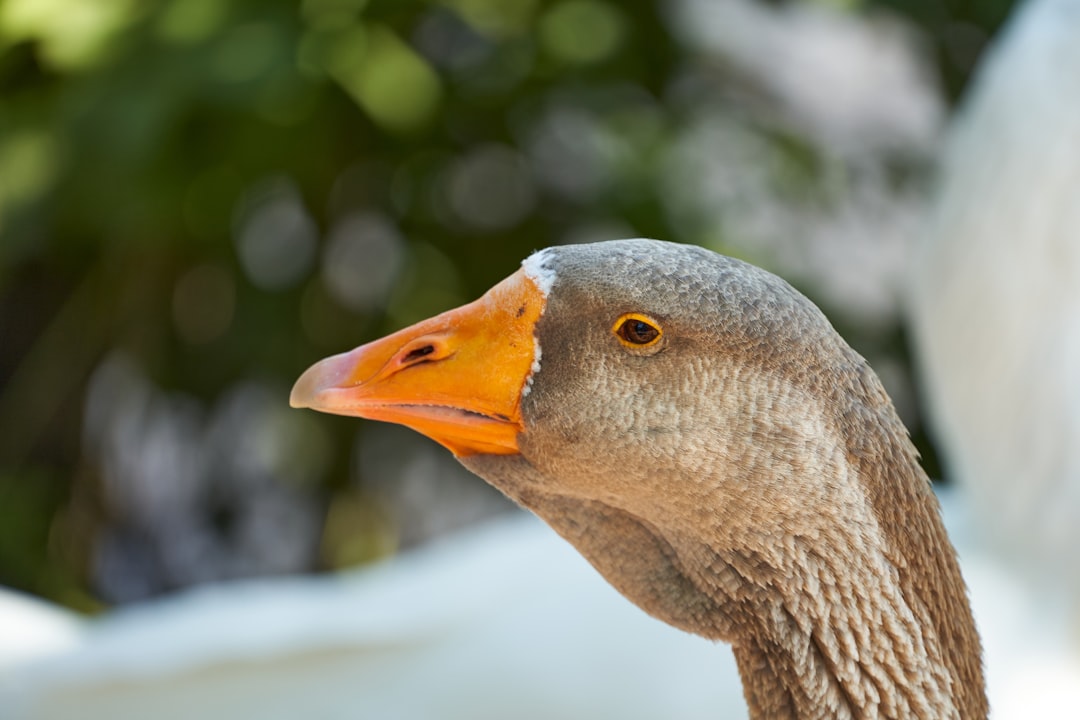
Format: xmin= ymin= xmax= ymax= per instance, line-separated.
xmin=519 ymin=248 xmax=554 ymax=398
xmin=521 ymin=247 xmax=557 ymax=298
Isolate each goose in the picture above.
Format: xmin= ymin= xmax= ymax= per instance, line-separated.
xmin=291 ymin=238 xmax=988 ymax=719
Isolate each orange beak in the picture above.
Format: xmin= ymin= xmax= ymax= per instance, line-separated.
xmin=290 ymin=269 xmax=545 ymax=457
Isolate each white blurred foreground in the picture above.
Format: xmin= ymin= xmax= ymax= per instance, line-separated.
xmin=0 ymin=511 xmax=737 ymax=720
xmin=1 ymin=489 xmax=1078 ymax=720
xmin=910 ymin=0 xmax=1080 ymax=596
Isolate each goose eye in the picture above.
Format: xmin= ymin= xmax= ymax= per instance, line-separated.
xmin=614 ymin=314 xmax=662 ymax=348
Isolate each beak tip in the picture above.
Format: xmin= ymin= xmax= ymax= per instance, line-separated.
xmin=289 ymin=363 xmax=326 ymax=410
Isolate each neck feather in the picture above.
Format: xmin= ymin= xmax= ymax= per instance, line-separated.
xmin=727 ymin=501 xmax=965 ymax=719
xmin=716 ymin=368 xmax=987 ymax=719
xmin=840 ymin=364 xmax=987 ymax=720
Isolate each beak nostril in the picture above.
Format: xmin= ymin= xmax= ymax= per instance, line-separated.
xmin=401 ymin=344 xmax=436 ymax=365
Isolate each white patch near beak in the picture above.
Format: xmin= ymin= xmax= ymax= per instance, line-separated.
xmin=519 ymin=248 xmax=556 ymax=398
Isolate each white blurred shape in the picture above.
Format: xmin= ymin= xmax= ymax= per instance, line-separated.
xmin=235 ymin=177 xmax=318 ymax=290
xmin=0 ymin=513 xmax=743 ymax=720
xmin=526 ymin=106 xmax=614 ymax=200
xmin=321 ymin=211 xmax=406 ymax=312
xmin=672 ymin=0 xmax=944 ymax=156
xmin=936 ymin=489 xmax=1080 ymax=717
xmin=413 ymin=6 xmax=491 ymax=74
xmin=81 ymin=354 xmax=324 ymax=601
xmin=85 ymin=354 xmax=205 ymax=528
xmin=909 ymin=0 xmax=1080 ymax=597
xmin=445 ymin=144 xmax=536 ymax=231
xmin=0 ymin=590 xmax=83 ymax=673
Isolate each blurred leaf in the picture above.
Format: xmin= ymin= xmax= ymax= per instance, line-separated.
xmin=539 ymin=1 xmax=626 ymax=66
xmin=0 ymin=0 xmax=141 ymax=70
xmin=155 ymin=0 xmax=228 ymax=45
xmin=328 ymin=23 xmax=443 ymax=134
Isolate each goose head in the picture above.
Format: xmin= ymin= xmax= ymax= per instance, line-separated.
xmin=292 ymin=239 xmax=986 ymax=719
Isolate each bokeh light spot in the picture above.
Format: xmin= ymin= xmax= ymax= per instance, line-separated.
xmin=234 ymin=178 xmax=318 ymax=291
xmin=444 ymin=144 xmax=536 ymax=231
xmin=525 ymin=106 xmax=613 ymax=200
xmin=322 ymin=212 xmax=407 ymax=313
xmin=539 ymin=0 xmax=625 ymax=66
